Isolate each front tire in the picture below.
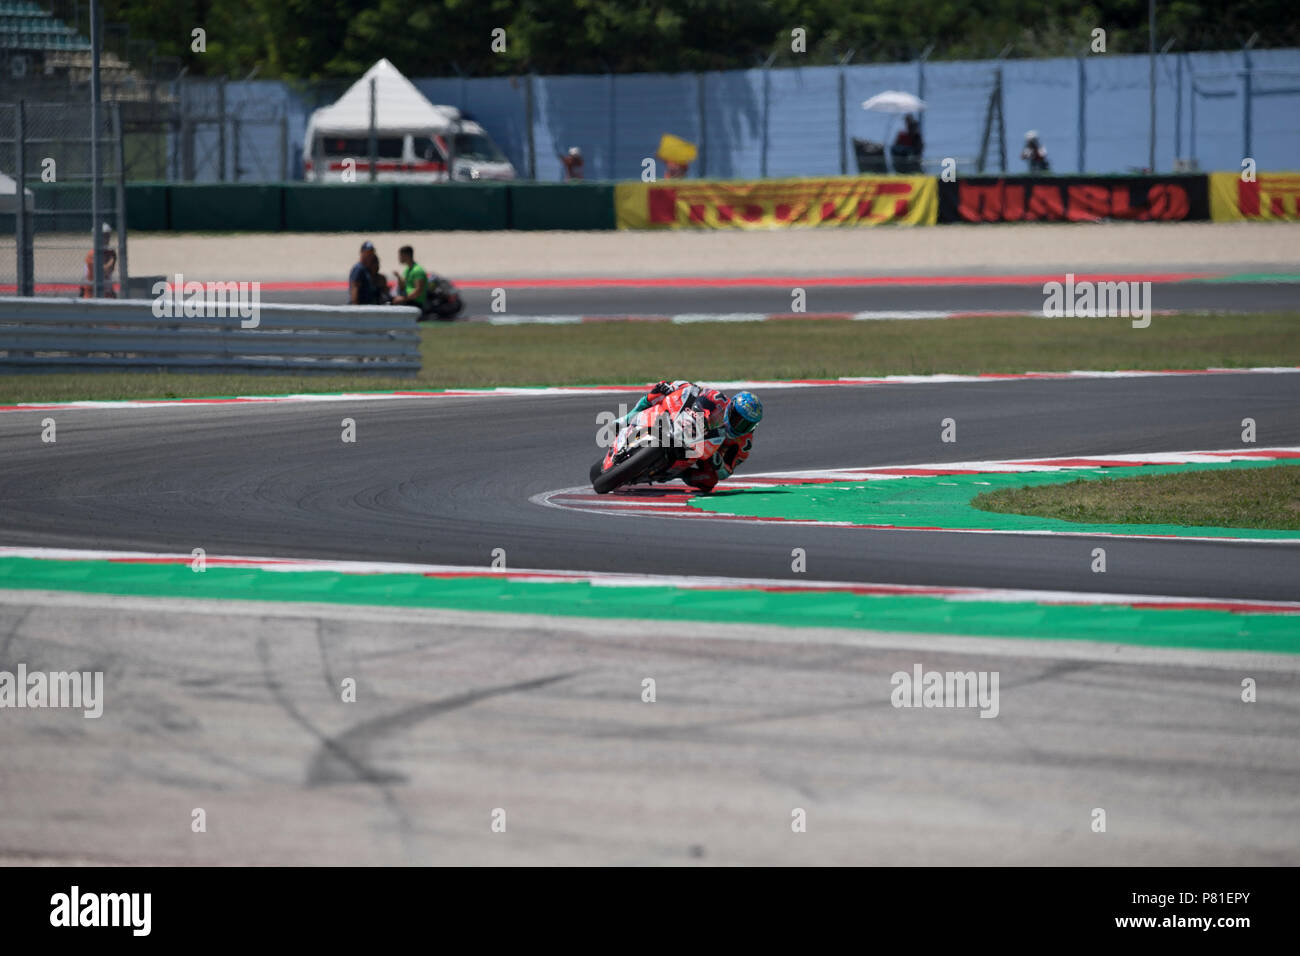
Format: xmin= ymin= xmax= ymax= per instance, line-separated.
xmin=592 ymin=444 xmax=669 ymax=494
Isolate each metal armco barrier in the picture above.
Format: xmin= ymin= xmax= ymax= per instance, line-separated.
xmin=0 ymin=298 xmax=421 ymax=374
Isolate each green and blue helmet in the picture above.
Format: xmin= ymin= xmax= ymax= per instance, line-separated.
xmin=723 ymin=391 xmax=763 ymax=439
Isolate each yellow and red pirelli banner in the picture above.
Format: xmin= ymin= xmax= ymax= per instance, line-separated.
xmin=1209 ymin=172 xmax=1300 ymax=221
xmin=615 ymin=175 xmax=937 ymax=229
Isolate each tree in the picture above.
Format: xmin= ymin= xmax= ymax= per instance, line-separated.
xmin=96 ymin=0 xmax=1300 ymax=79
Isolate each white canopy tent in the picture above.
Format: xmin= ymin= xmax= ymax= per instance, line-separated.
xmin=0 ymin=170 xmax=35 ymax=214
xmin=302 ymin=58 xmax=519 ymax=182
xmin=306 ymin=58 xmax=460 ymax=137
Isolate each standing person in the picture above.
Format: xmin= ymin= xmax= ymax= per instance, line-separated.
xmin=561 ymin=146 xmax=584 ymax=181
xmin=391 ymin=245 xmax=428 ymax=310
xmin=369 ymin=250 xmax=391 ymax=304
xmin=891 ymin=113 xmax=924 ymax=173
xmin=663 ymin=158 xmax=689 ymax=179
xmin=894 ymin=114 xmax=923 ymax=153
xmin=349 ymin=241 xmax=379 ymax=305
xmin=1021 ymin=131 xmax=1050 ymax=172
xmin=80 ymin=222 xmax=117 ymax=298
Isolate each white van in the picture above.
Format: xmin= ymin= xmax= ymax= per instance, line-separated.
xmin=302 ymin=59 xmax=517 ymax=183
xmin=305 ymin=123 xmax=517 ymax=183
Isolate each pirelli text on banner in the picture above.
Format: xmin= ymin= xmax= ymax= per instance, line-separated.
xmin=615 ymin=176 xmax=939 ymax=229
xmin=1209 ymin=171 xmax=1300 ymax=221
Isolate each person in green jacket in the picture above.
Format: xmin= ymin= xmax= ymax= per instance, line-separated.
xmin=391 ymin=245 xmax=428 ymax=310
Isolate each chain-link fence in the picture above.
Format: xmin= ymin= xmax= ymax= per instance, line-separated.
xmin=172 ymin=79 xmax=293 ymax=182
xmin=2 ymin=99 xmax=126 ymax=297
xmin=3 ymin=13 xmax=1298 ymax=188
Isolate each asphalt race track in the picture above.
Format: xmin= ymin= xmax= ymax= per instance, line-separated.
xmin=3 ymin=374 xmax=1299 ymax=865
xmin=261 ymin=278 xmax=1298 ymax=317
xmin=4 ymin=375 xmax=1299 ymax=600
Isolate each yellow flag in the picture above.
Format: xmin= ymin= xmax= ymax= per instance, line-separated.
xmin=657 ymin=134 xmax=698 ymax=165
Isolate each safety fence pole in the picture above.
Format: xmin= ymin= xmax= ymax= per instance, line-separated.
xmin=760 ymin=58 xmax=772 ymax=178
xmin=217 ymin=77 xmax=227 ymax=181
xmin=1147 ymin=0 xmax=1156 ymax=171
xmin=15 ymin=100 xmax=33 ymax=296
xmin=1077 ymin=53 xmax=1086 ymax=173
xmin=1242 ymin=43 xmax=1254 ymax=161
xmin=837 ymin=66 xmax=846 ymax=175
xmin=368 ymin=76 xmax=377 ymax=182
xmin=607 ymin=73 xmax=616 ymax=180
xmin=1175 ymin=52 xmax=1183 ymax=160
xmin=697 ymin=72 xmax=707 ymax=178
xmin=525 ymin=73 xmax=536 ymax=180
xmin=90 ymin=0 xmax=103 ymax=298
xmin=113 ymin=101 xmax=128 ymax=296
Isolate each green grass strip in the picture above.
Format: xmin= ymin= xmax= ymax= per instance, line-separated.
xmin=975 ymin=462 xmax=1300 ymax=530
xmin=4 ymin=311 xmax=1300 ymax=403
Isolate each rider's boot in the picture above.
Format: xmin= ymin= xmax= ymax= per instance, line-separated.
xmin=681 ymin=463 xmax=719 ymax=493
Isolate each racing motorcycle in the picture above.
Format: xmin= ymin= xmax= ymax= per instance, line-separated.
xmin=352 ymin=273 xmax=464 ymax=319
xmin=590 ymin=385 xmax=719 ymax=494
xmin=420 ymin=276 xmax=464 ymax=320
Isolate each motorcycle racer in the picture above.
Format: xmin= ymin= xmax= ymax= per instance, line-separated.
xmin=621 ymin=381 xmax=763 ymax=492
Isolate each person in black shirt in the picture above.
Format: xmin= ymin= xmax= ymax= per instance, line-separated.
xmin=349 ymin=241 xmax=379 ymax=305
xmin=1021 ymin=131 xmax=1050 ymax=172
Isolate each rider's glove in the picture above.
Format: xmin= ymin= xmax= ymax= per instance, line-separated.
xmin=650 ymin=381 xmax=673 ymax=395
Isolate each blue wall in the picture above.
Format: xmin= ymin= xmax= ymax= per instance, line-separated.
xmin=171 ymin=48 xmax=1300 ymax=183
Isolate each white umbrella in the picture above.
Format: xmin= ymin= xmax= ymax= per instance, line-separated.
xmin=860 ymin=90 xmax=926 ymax=114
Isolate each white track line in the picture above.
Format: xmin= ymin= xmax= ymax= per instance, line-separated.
xmin=3 ymin=367 xmax=1298 ymax=414
xmin=536 ymin=448 xmax=1300 ymax=544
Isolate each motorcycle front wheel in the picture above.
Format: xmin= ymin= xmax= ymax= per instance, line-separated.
xmin=592 ymin=444 xmax=670 ymax=494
